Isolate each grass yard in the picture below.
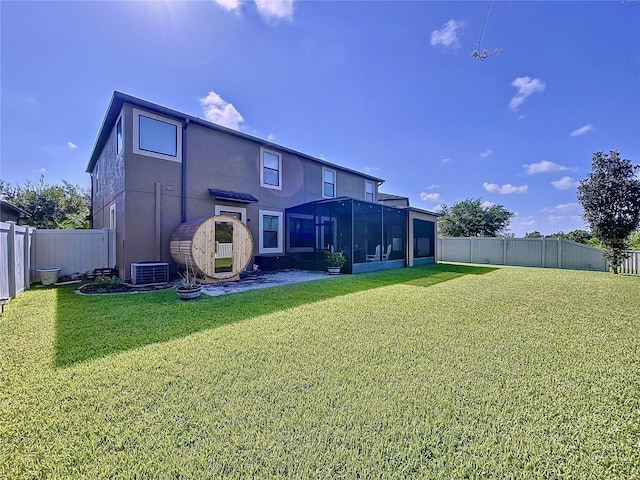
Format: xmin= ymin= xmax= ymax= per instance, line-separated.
xmin=1 ymin=264 xmax=639 ymax=478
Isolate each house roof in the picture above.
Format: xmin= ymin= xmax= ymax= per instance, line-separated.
xmin=208 ymin=188 xmax=258 ymax=204
xmin=0 ymin=198 xmax=30 ymax=218
xmin=86 ymin=91 xmax=385 ymax=185
xmin=378 ymin=192 xmax=409 ymax=202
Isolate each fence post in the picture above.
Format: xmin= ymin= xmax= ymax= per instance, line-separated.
xmin=470 ymin=237 xmax=474 ymax=263
xmin=7 ymin=222 xmax=16 ymax=299
xmin=541 ymin=237 xmax=546 ymax=268
xmin=557 ymin=238 xmax=563 ymax=269
xmin=503 ymin=237 xmax=507 ymax=265
xmin=23 ymin=227 xmax=31 ymax=290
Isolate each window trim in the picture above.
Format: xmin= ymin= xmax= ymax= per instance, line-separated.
xmin=322 ymin=167 xmax=336 ymax=198
xmin=109 ymin=203 xmax=116 ymax=231
xmin=259 ymin=210 xmax=283 ymax=254
xmin=215 ymin=205 xmax=247 ymax=224
xmin=365 ymin=181 xmax=374 ymax=202
xmin=116 ymin=114 xmax=123 ymax=157
xmin=132 ymin=108 xmax=182 ymax=162
xmin=260 ymin=147 xmax=282 ymax=190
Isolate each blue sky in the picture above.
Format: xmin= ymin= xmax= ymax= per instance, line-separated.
xmin=2 ymin=1 xmax=639 ymax=236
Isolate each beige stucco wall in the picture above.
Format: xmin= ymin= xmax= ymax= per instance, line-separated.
xmin=92 ymin=102 xmax=381 ymax=279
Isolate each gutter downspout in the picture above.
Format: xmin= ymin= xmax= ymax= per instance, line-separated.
xmin=181 ymin=118 xmax=190 ymax=223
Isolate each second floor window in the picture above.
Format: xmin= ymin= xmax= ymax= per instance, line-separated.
xmin=365 ymin=181 xmax=374 ymax=202
xmin=261 ymin=148 xmax=282 ymax=190
xmin=323 ymin=167 xmax=336 ymax=198
xmin=133 ymin=108 xmax=182 ymax=162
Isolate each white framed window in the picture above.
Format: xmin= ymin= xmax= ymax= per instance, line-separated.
xmin=259 ymin=210 xmax=283 ymax=253
xmin=323 ymin=167 xmax=336 ymax=198
xmin=109 ymin=203 xmax=116 ymax=230
xmin=116 ymin=115 xmax=123 ymax=157
xmin=260 ymin=148 xmax=282 ymax=190
xmin=365 ymin=181 xmax=374 ymax=202
xmin=133 ymin=108 xmax=182 ymax=162
xmin=215 ymin=205 xmax=247 ymax=224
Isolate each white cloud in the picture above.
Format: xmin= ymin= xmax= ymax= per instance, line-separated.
xmin=67 ymin=142 xmax=78 ymax=150
xmin=509 ymin=76 xmax=545 ymax=111
xmin=420 ymin=192 xmax=442 ymax=202
xmin=483 ymin=182 xmax=528 ymax=194
xmin=424 ymin=183 xmax=440 ymax=190
xmin=524 ymin=160 xmax=568 ymax=175
xmin=480 ymin=149 xmax=493 ymax=158
xmin=32 ymin=168 xmax=47 ymax=174
xmin=362 ymin=166 xmax=381 ymax=174
xmin=267 ymin=133 xmax=276 ymax=142
xmin=199 ymin=91 xmax=244 ymax=130
xmin=570 ymin=124 xmax=595 ymax=137
xmin=255 ymin=0 xmax=294 ymax=21
xmin=430 ymin=19 xmax=464 ymax=49
xmin=551 ymin=176 xmax=579 ymax=190
xmin=440 ymin=158 xmax=451 ymax=163
xmin=519 ymin=217 xmax=536 ymax=227
xmin=214 ymin=0 xmax=240 ymax=11
xmin=543 ymin=202 xmax=579 ymax=213
xmin=481 ymin=200 xmax=495 ymax=208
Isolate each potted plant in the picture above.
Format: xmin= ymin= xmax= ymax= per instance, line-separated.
xmin=176 ymin=258 xmax=205 ymax=300
xmin=324 ymin=250 xmax=345 ymax=275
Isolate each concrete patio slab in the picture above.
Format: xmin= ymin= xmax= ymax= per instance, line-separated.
xmin=199 ymin=270 xmax=338 ymax=297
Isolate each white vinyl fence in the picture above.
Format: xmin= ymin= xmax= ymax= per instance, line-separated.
xmin=620 ymin=251 xmax=640 ymax=274
xmin=437 ymin=236 xmax=609 ymax=272
xmin=1 ymin=222 xmax=35 ymax=300
xmin=33 ymin=228 xmax=116 ymax=277
xmin=1 ymin=222 xmax=115 ymax=302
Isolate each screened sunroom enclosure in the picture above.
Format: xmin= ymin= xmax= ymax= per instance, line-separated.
xmin=285 ymin=197 xmax=437 ymax=274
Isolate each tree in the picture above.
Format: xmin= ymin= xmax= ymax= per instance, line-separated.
xmin=439 ymin=198 xmax=514 ymax=237
xmin=0 ymin=176 xmax=90 ymax=229
xmin=564 ymin=229 xmax=595 ymax=245
xmin=524 ymin=231 xmax=543 ymax=238
xmin=577 ymin=151 xmax=640 ymax=273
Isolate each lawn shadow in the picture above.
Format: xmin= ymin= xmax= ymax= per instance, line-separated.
xmin=55 ymin=263 xmax=496 ymax=367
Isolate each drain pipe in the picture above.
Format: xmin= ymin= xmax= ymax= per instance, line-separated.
xmin=181 ymin=118 xmax=190 ymax=223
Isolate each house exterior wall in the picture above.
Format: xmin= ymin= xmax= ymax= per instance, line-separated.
xmin=89 ymin=98 xmax=383 ymax=279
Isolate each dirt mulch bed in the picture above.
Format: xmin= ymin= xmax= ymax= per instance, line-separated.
xmin=76 ymin=282 xmax=173 ymax=295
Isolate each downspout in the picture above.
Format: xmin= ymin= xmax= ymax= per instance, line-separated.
xmin=181 ymin=118 xmax=190 ymax=223
xmin=89 ymin=174 xmax=94 ymax=228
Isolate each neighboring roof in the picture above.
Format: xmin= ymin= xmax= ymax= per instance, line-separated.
xmin=404 ymin=206 xmax=442 ymax=217
xmin=87 ymin=91 xmax=385 ymax=185
xmin=378 ymin=192 xmax=409 ymax=202
xmin=208 ymin=188 xmax=258 ymax=204
xmin=0 ymin=198 xmax=30 ymax=218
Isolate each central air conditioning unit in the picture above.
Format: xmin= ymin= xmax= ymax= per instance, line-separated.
xmin=130 ymin=262 xmax=169 ymax=285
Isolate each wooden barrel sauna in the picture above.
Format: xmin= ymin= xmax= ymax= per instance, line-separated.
xmin=170 ymin=215 xmax=254 ymax=283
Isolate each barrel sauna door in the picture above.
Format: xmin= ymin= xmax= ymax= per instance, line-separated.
xmin=214 ymin=220 xmax=233 ymax=273
xmin=171 ymin=215 xmax=254 ymax=283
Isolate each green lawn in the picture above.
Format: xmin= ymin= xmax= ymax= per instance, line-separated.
xmin=1 ymin=264 xmax=639 ymax=478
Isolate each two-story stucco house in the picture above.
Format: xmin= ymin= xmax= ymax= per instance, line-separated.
xmin=87 ymin=92 xmax=438 ymax=279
